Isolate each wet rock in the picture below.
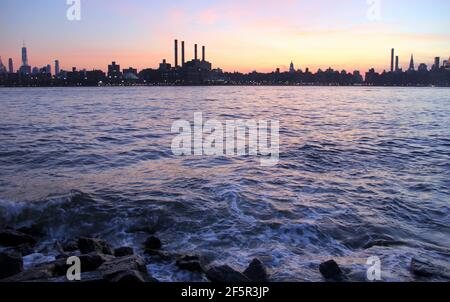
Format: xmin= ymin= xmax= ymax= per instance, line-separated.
xmin=144 ymin=249 xmax=174 ymax=261
xmin=143 ymin=236 xmax=162 ymax=250
xmin=79 ymin=253 xmax=114 ymax=272
xmin=53 ymin=252 xmax=114 ymax=275
xmin=109 ymin=270 xmax=147 ymax=282
xmin=5 ymin=243 xmax=35 ymax=257
xmin=319 ymin=260 xmax=345 ymax=281
xmin=206 ymin=265 xmax=250 ymax=283
xmin=114 ymin=247 xmax=134 ymax=257
xmin=17 ymin=224 xmax=45 ymax=238
xmin=243 ymin=258 xmax=269 ymax=282
xmin=0 ymin=251 xmax=24 ymax=279
xmin=0 ymin=229 xmax=37 ymax=247
xmin=98 ymin=255 xmax=153 ymax=282
xmin=62 ymin=239 xmax=79 ymax=252
xmin=78 ymin=237 xmax=113 ymax=255
xmin=2 ymin=261 xmax=57 ymax=282
xmin=410 ymin=258 xmax=450 ymax=279
xmin=176 ymin=255 xmax=203 ymax=272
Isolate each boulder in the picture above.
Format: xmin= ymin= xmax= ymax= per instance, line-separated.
xmin=0 ymin=229 xmax=37 ymax=247
xmin=0 ymin=251 xmax=24 ymax=279
xmin=17 ymin=224 xmax=45 ymax=238
xmin=144 ymin=249 xmax=174 ymax=261
xmin=98 ymin=255 xmax=152 ymax=282
xmin=143 ymin=236 xmax=162 ymax=250
xmin=2 ymin=261 xmax=57 ymax=282
xmin=206 ymin=265 xmax=250 ymax=283
xmin=109 ymin=270 xmax=147 ymax=282
xmin=243 ymin=258 xmax=269 ymax=282
xmin=319 ymin=260 xmax=345 ymax=281
xmin=176 ymin=255 xmax=203 ymax=272
xmin=114 ymin=247 xmax=134 ymax=257
xmin=5 ymin=243 xmax=35 ymax=257
xmin=62 ymin=239 xmax=79 ymax=252
xmin=78 ymin=237 xmax=113 ymax=255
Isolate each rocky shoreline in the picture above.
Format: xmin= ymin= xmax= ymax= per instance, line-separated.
xmin=0 ymin=227 xmax=448 ymax=282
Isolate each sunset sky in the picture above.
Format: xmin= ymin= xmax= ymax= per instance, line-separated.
xmin=1 ymin=0 xmax=449 ymax=73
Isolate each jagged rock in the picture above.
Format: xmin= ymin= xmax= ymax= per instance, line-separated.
xmin=114 ymin=247 xmax=134 ymax=257
xmin=2 ymin=261 xmax=57 ymax=282
xmin=176 ymin=255 xmax=203 ymax=272
xmin=143 ymin=236 xmax=162 ymax=250
xmin=79 ymin=253 xmax=114 ymax=272
xmin=62 ymin=240 xmax=79 ymax=252
xmin=5 ymin=243 xmax=35 ymax=257
xmin=78 ymin=237 xmax=113 ymax=255
xmin=144 ymin=249 xmax=174 ymax=261
xmin=0 ymin=251 xmax=24 ymax=279
xmin=109 ymin=270 xmax=147 ymax=282
xmin=243 ymin=258 xmax=269 ymax=282
xmin=17 ymin=224 xmax=45 ymax=238
xmin=98 ymin=255 xmax=152 ymax=282
xmin=410 ymin=258 xmax=450 ymax=279
xmin=206 ymin=265 xmax=250 ymax=283
xmin=0 ymin=229 xmax=37 ymax=247
xmin=319 ymin=260 xmax=345 ymax=281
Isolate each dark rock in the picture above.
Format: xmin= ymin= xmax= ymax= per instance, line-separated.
xmin=114 ymin=247 xmax=134 ymax=257
xmin=243 ymin=258 xmax=269 ymax=282
xmin=53 ymin=252 xmax=113 ymax=275
xmin=410 ymin=258 xmax=450 ymax=279
xmin=98 ymin=255 xmax=152 ymax=282
xmin=143 ymin=236 xmax=162 ymax=250
xmin=17 ymin=224 xmax=45 ymax=238
xmin=319 ymin=260 xmax=345 ymax=281
xmin=109 ymin=270 xmax=147 ymax=282
xmin=206 ymin=265 xmax=250 ymax=283
xmin=5 ymin=243 xmax=35 ymax=257
xmin=54 ymin=240 xmax=66 ymax=255
xmin=176 ymin=255 xmax=203 ymax=272
xmin=0 ymin=229 xmax=37 ymax=247
xmin=62 ymin=240 xmax=79 ymax=252
xmin=78 ymin=237 xmax=113 ymax=255
xmin=2 ymin=261 xmax=57 ymax=282
xmin=144 ymin=249 xmax=174 ymax=261
xmin=0 ymin=251 xmax=24 ymax=279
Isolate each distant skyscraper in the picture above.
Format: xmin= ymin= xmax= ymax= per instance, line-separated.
xmin=46 ymin=64 xmax=51 ymax=75
xmin=409 ymin=54 xmax=415 ymax=71
xmin=22 ymin=44 xmax=29 ymax=67
xmin=19 ymin=43 xmax=32 ymax=75
xmin=174 ymin=39 xmax=178 ymax=67
xmin=107 ymin=61 xmax=122 ymax=79
xmin=0 ymin=57 xmax=6 ymax=73
xmin=55 ymin=60 xmax=60 ymax=76
xmin=395 ymin=56 xmax=399 ymax=71
xmin=8 ymin=58 xmax=13 ymax=73
xmin=289 ymin=61 xmax=295 ymax=73
xmin=433 ymin=57 xmax=440 ymax=70
xmin=390 ymin=48 xmax=394 ymax=72
xmin=181 ymin=41 xmax=185 ymax=66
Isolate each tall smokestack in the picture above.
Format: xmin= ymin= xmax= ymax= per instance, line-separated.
xmin=195 ymin=44 xmax=198 ymax=61
xmin=174 ymin=39 xmax=178 ymax=67
xmin=181 ymin=41 xmax=185 ymax=66
xmin=390 ymin=48 xmax=394 ymax=72
xmin=395 ymin=56 xmax=399 ymax=71
xmin=202 ymin=46 xmax=205 ymax=61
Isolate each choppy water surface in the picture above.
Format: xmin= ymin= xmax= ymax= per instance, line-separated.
xmin=0 ymin=87 xmax=449 ymax=281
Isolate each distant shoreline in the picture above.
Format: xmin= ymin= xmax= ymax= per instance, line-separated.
xmin=1 ymin=84 xmax=449 ymax=88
